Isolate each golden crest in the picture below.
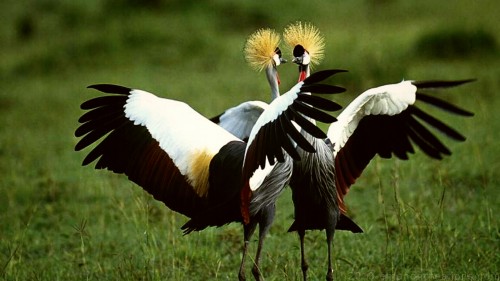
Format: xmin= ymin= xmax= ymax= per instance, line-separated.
xmin=244 ymin=28 xmax=281 ymax=72
xmin=283 ymin=21 xmax=325 ymax=67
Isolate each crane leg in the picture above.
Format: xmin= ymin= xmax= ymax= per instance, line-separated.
xmin=251 ymin=239 xmax=264 ymax=281
xmin=298 ymin=229 xmax=309 ymax=281
xmin=251 ymin=206 xmax=275 ymax=281
xmin=325 ymin=228 xmax=335 ymax=281
xmin=239 ymin=222 xmax=257 ymax=281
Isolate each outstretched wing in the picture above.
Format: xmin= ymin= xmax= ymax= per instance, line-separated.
xmin=211 ymin=100 xmax=268 ymax=141
xmin=75 ymin=84 xmax=240 ymax=218
xmin=244 ymin=69 xmax=345 ymax=171
xmin=240 ymin=69 xmax=346 ymax=222
xmin=327 ymin=79 xmax=474 ymax=212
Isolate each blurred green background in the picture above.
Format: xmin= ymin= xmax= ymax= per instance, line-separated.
xmin=1 ymin=0 xmax=498 ymax=280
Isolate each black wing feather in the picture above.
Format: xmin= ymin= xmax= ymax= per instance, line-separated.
xmin=285 ymin=109 xmax=317 ymax=153
xmin=87 ymin=84 xmax=132 ymax=94
xmin=293 ymin=100 xmax=337 ymax=124
xmin=410 ymin=106 xmax=467 ymax=141
xmin=75 ymin=114 xmax=125 ymax=137
xmin=416 ymin=93 xmax=474 ymax=116
xmin=291 ymin=106 xmax=328 ymax=139
xmin=300 ymin=84 xmax=346 ymax=94
xmin=412 ymin=79 xmax=475 ymax=89
xmin=302 ymin=69 xmax=347 ymax=85
xmin=407 ymin=125 xmax=443 ymax=159
xmin=279 ymin=112 xmax=301 ymax=160
xmin=297 ymin=94 xmax=343 ymax=111
xmin=78 ymin=104 xmax=124 ymax=123
xmin=75 ymin=117 xmax=128 ymax=151
xmin=407 ymin=115 xmax=451 ymax=156
xmin=80 ymin=95 xmax=128 ymax=110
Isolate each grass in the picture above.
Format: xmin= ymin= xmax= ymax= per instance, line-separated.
xmin=1 ymin=0 xmax=499 ymax=280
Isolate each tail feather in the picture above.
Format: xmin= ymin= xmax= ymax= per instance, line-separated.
xmin=287 ymin=214 xmax=363 ymax=233
xmin=336 ymin=214 xmax=363 ymax=233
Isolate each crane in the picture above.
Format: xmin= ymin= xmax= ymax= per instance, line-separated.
xmin=282 ymin=21 xmax=474 ymax=281
xmin=284 ymin=21 xmax=356 ymax=281
xmin=74 ymin=60 xmax=345 ymax=279
xmin=208 ymin=28 xmax=291 ymax=280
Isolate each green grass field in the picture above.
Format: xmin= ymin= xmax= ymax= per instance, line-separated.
xmin=1 ymin=0 xmax=499 ymax=280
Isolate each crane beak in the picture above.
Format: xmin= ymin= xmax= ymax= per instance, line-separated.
xmin=280 ymin=57 xmax=287 ymax=64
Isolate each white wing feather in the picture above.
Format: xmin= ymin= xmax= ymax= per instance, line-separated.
xmin=249 ymin=158 xmax=276 ymax=191
xmin=327 ymin=81 xmax=417 ymax=155
xmin=124 ymin=90 xmax=239 ymax=175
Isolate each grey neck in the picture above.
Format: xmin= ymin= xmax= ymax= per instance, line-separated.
xmin=265 ymin=66 xmax=280 ymax=101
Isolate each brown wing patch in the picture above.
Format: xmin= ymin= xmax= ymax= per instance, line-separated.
xmin=334 ymin=147 xmax=364 ymax=214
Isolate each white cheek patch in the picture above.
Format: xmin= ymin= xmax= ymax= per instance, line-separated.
xmin=302 ymin=52 xmax=311 ymax=65
xmin=273 ymin=54 xmax=281 ymax=66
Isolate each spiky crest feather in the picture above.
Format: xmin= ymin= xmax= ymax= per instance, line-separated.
xmin=244 ymin=28 xmax=281 ymax=72
xmin=283 ymin=21 xmax=325 ymax=67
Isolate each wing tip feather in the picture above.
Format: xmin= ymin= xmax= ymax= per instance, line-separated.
xmin=87 ymin=84 xmax=132 ymax=95
xmin=302 ymin=69 xmax=348 ymax=85
xmin=413 ymin=78 xmax=476 ymax=89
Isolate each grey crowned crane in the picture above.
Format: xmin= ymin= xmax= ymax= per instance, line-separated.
xmin=74 ymin=65 xmax=345 ymax=279
xmin=209 ymin=28 xmax=291 ymax=280
xmin=284 ymin=21 xmax=361 ymax=281
xmin=283 ymin=21 xmax=474 ymax=281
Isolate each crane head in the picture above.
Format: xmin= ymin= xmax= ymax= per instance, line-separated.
xmin=292 ymin=44 xmax=311 ymax=65
xmin=244 ymin=28 xmax=285 ymax=72
xmin=292 ymin=45 xmax=311 ymax=82
xmin=283 ymin=21 xmax=325 ymax=69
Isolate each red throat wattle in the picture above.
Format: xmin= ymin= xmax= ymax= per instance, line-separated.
xmin=276 ymin=73 xmax=281 ymax=85
xmin=299 ymin=70 xmax=307 ymax=82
